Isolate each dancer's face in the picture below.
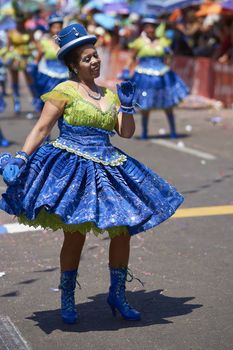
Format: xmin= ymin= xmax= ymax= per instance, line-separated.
xmin=143 ymin=23 xmax=157 ymax=40
xmin=72 ymin=44 xmax=101 ymax=80
xmin=50 ymin=22 xmax=63 ymax=36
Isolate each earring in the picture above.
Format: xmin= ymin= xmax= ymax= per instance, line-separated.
xmin=73 ymin=68 xmax=78 ymax=74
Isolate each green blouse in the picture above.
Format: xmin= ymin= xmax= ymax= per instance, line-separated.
xmin=128 ymin=36 xmax=170 ymax=58
xmin=41 ymin=81 xmax=120 ymax=131
xmin=40 ymin=37 xmax=58 ymax=60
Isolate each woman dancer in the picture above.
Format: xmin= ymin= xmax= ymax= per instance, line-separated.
xmin=5 ymin=15 xmax=38 ymax=114
xmin=0 ymin=61 xmax=10 ymax=146
xmin=33 ymin=13 xmax=69 ymax=113
xmin=122 ymin=16 xmax=189 ymax=139
xmin=0 ymin=23 xmax=183 ymax=324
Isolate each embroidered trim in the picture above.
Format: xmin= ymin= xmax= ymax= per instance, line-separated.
xmin=135 ymin=66 xmax=170 ymax=76
xmin=50 ymin=140 xmax=127 ymax=166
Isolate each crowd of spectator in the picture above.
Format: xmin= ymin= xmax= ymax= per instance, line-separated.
xmin=66 ymin=5 xmax=233 ymax=63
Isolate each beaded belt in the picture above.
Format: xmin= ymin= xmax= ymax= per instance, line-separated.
xmin=50 ymin=132 xmax=127 ymax=167
xmin=135 ymin=65 xmax=170 ymax=76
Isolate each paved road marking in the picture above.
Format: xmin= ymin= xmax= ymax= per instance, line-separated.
xmin=0 ymin=223 xmax=43 ymax=235
xmin=0 ymin=316 xmax=31 ymax=350
xmin=151 ymin=139 xmax=216 ymax=160
xmin=173 ymin=205 xmax=233 ymax=218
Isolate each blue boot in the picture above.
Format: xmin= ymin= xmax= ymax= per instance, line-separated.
xmin=140 ymin=115 xmax=148 ymax=140
xmin=59 ymin=270 xmax=78 ymax=324
xmin=0 ymin=129 xmax=10 ymax=147
xmin=166 ymin=112 xmax=177 ymax=139
xmin=12 ymin=83 xmax=21 ymax=114
xmin=0 ymin=94 xmax=6 ymax=113
xmin=13 ymin=96 xmax=21 ymax=114
xmin=28 ymin=83 xmax=41 ymax=112
xmin=107 ymin=267 xmax=141 ymax=321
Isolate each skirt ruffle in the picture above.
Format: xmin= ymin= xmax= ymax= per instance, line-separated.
xmin=0 ymin=143 xmax=183 ymax=236
xmin=131 ymin=70 xmax=189 ymax=110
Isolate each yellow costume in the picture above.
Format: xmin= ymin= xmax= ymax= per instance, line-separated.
xmin=6 ymin=30 xmax=34 ymax=70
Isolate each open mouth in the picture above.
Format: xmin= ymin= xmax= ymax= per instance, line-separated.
xmin=92 ymin=66 xmax=100 ymax=73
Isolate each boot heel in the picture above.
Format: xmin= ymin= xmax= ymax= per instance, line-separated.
xmin=107 ymin=267 xmax=142 ymax=321
xmin=108 ymin=300 xmax=117 ymax=317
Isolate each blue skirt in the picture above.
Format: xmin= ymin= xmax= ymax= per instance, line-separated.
xmin=0 ymin=126 xmax=183 ymax=236
xmin=131 ymin=57 xmax=189 ymax=110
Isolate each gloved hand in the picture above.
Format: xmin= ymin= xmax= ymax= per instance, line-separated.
xmin=0 ymin=153 xmax=13 ymax=175
xmin=2 ymin=151 xmax=29 ymax=185
xmin=117 ymin=68 xmax=131 ymax=81
xmin=116 ymin=81 xmax=136 ymax=115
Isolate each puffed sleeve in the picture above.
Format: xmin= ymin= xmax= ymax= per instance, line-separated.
xmin=41 ymin=82 xmax=73 ymax=110
xmin=128 ymin=37 xmax=144 ymax=50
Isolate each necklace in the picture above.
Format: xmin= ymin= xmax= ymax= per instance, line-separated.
xmin=79 ymin=83 xmax=101 ymax=100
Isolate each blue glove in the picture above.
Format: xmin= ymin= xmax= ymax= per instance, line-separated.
xmin=116 ymin=81 xmax=136 ymax=115
xmin=0 ymin=153 xmax=13 ymax=175
xmin=117 ymin=68 xmax=131 ymax=81
xmin=2 ymin=151 xmax=29 ymax=185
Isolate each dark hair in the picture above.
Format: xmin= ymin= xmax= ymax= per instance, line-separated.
xmin=63 ymin=48 xmax=80 ymax=79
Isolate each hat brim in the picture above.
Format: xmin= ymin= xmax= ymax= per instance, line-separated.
xmin=57 ymin=35 xmax=97 ymax=60
xmin=142 ymin=19 xmax=158 ymax=25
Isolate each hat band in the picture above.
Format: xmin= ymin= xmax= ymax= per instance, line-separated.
xmin=57 ymin=35 xmax=97 ymax=58
xmin=142 ymin=18 xmax=158 ymax=24
xmin=49 ymin=18 xmax=63 ymax=24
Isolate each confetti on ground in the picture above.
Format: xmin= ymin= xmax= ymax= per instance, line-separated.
xmin=177 ymin=141 xmax=185 ymax=148
xmin=159 ymin=128 xmax=166 ymax=135
xmin=185 ymin=125 xmax=192 ymax=132
xmin=210 ymin=116 xmax=223 ymax=124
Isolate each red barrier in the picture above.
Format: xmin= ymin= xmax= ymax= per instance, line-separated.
xmin=213 ymin=62 xmax=233 ymax=107
xmin=99 ymin=48 xmax=233 ymax=107
xmin=170 ymin=56 xmax=194 ymax=89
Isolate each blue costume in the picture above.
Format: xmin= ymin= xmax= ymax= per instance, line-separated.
xmin=124 ymin=17 xmax=189 ymax=139
xmin=34 ymin=14 xmax=69 ymax=112
xmin=129 ymin=32 xmax=189 ymax=110
xmin=0 ymin=23 xmax=184 ymax=325
xmin=0 ymin=80 xmax=183 ymax=236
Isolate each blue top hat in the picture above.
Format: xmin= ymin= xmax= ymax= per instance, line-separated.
xmin=141 ymin=15 xmax=159 ymax=25
xmin=56 ymin=23 xmax=97 ymax=60
xmin=48 ymin=13 xmax=63 ymax=25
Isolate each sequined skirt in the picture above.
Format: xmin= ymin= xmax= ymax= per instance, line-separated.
xmin=131 ymin=57 xmax=189 ymax=110
xmin=0 ymin=126 xmax=184 ymax=235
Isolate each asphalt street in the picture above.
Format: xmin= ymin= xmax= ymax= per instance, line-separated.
xmin=0 ymin=79 xmax=233 ymax=350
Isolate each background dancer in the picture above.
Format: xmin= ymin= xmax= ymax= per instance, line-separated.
xmin=5 ymin=14 xmax=38 ymax=114
xmin=33 ymin=13 xmax=69 ymax=113
xmin=0 ymin=23 xmax=183 ymax=325
xmin=0 ymin=34 xmax=10 ymax=147
xmin=121 ymin=15 xmax=189 ymax=139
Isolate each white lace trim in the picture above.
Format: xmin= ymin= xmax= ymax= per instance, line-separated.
xmin=50 ymin=140 xmax=127 ymax=166
xmin=135 ymin=66 xmax=170 ymax=76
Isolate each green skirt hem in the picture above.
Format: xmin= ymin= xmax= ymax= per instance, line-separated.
xmin=18 ymin=208 xmax=128 ymax=238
